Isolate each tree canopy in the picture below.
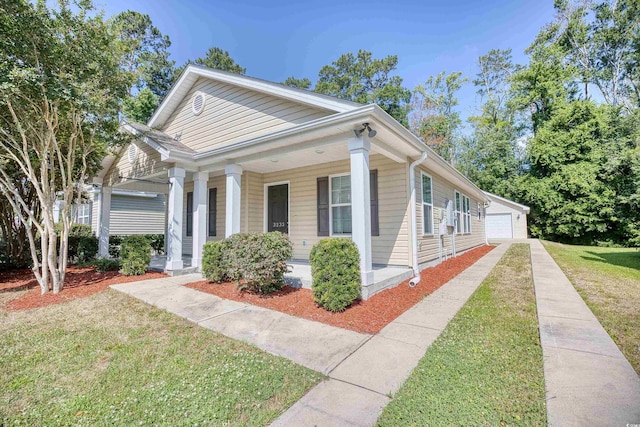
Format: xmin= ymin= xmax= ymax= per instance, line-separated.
xmin=314 ymin=50 xmax=411 ymax=125
xmin=0 ymin=0 xmax=130 ymax=291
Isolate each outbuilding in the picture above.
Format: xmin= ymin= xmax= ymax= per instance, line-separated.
xmin=484 ymin=192 xmax=530 ymax=239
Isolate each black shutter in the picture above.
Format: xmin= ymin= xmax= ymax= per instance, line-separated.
xmin=186 ymin=192 xmax=193 ymax=237
xmin=370 ymin=169 xmax=379 ymax=236
xmin=317 ymin=177 xmax=329 ymax=236
xmin=208 ymin=188 xmax=217 ymax=237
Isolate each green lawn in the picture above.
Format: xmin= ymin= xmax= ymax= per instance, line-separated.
xmin=0 ymin=290 xmax=321 ymax=426
xmin=542 ymin=241 xmax=640 ymax=374
xmin=377 ymin=244 xmax=546 ymax=426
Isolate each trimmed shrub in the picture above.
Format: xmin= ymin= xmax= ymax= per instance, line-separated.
xmin=202 ymin=240 xmax=227 ymax=283
xmin=92 ymin=257 xmax=121 ymax=273
xmin=120 ymin=235 xmax=151 ymax=276
xmin=225 ymin=232 xmax=293 ymax=294
xmin=148 ymin=234 xmax=165 ymax=255
xmin=70 ymin=235 xmax=98 ymax=263
xmin=310 ymin=238 xmax=361 ymax=312
xmin=109 ymin=235 xmax=123 ymax=258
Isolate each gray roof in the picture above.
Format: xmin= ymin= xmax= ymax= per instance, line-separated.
xmin=125 ymin=121 xmax=196 ymax=156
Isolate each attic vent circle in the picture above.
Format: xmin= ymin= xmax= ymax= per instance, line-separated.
xmin=192 ymin=92 xmax=205 ymax=115
xmin=128 ymin=144 xmax=138 ymax=164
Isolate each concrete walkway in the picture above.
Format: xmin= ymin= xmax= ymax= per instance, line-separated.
xmin=530 ymin=239 xmax=640 ymax=426
xmin=111 ymin=244 xmax=509 ymax=427
xmin=273 ymin=243 xmax=511 ymax=426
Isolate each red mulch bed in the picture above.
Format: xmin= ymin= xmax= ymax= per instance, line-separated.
xmin=187 ymin=245 xmax=494 ymax=334
xmin=0 ymin=267 xmax=167 ymax=311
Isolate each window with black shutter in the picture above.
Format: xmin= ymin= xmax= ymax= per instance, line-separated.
xmin=186 ymin=192 xmax=193 ymax=237
xmin=208 ymin=188 xmax=217 ymax=236
xmin=317 ymin=171 xmax=379 ymax=236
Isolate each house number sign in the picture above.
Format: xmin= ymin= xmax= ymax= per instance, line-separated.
xmin=273 ymin=222 xmax=285 ymax=228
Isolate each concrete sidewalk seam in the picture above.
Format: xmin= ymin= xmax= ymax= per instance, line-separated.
xmin=391 ymin=320 xmax=443 ymax=332
xmin=195 ymin=306 xmax=248 ymax=324
xmin=327 ymin=377 xmax=391 ymax=398
xmin=547 ymin=344 xmax=625 ymax=360
xmin=327 ymin=334 xmax=375 ymax=375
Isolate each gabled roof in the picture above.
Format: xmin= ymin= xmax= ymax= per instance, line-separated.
xmin=148 ymin=64 xmax=362 ymax=129
xmin=123 ymin=121 xmax=195 ymax=157
xmin=484 ymin=191 xmax=530 ymax=213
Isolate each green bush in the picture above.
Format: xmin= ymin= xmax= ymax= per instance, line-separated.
xmin=148 ymin=234 xmax=165 ymax=255
xmin=92 ymin=257 xmax=121 ymax=273
xmin=225 ymin=232 xmax=292 ymax=294
xmin=310 ymin=238 xmax=361 ymax=312
xmin=120 ymin=235 xmax=151 ymax=276
xmin=109 ymin=235 xmax=123 ymax=258
xmin=202 ymin=240 xmax=227 ymax=283
xmin=69 ymin=235 xmax=98 ymax=263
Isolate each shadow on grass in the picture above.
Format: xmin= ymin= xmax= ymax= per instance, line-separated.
xmin=581 ymin=250 xmax=640 ymax=272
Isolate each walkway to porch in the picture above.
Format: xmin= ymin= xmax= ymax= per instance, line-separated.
xmin=149 ymin=256 xmax=414 ymax=298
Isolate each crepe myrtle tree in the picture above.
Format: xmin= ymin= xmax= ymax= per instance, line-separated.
xmin=0 ymin=0 xmax=129 ymax=294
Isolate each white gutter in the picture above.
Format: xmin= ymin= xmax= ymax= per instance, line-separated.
xmin=409 ymin=151 xmax=428 ymax=287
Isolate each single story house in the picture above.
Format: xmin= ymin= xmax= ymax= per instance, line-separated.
xmin=484 ymin=192 xmax=530 ymax=239
xmin=54 ymin=188 xmax=166 ymax=236
xmin=93 ymin=64 xmax=490 ymax=298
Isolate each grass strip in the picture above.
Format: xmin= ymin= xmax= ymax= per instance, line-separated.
xmin=0 ymin=290 xmax=321 ymax=426
xmin=377 ymin=244 xmax=546 ymax=426
xmin=542 ymin=241 xmax=640 ymax=374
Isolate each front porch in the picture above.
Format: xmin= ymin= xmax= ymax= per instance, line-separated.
xmin=149 ymin=255 xmax=414 ymax=299
xmin=284 ymin=261 xmax=414 ymax=299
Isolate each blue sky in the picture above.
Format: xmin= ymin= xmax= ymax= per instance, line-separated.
xmin=98 ymin=0 xmax=556 ymax=120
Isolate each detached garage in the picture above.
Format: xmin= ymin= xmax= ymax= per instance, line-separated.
xmin=484 ymin=192 xmax=530 ymax=239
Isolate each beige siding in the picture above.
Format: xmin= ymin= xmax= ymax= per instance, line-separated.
xmin=182 ymin=175 xmax=226 ymax=255
xmin=261 ymin=154 xmax=410 ymax=265
xmin=91 ymin=192 xmax=166 ymax=236
xmin=105 ymin=141 xmax=169 ymax=185
xmin=486 ymin=199 xmax=528 ymax=239
xmin=162 ymin=78 xmax=332 ymax=153
xmin=416 ymin=168 xmax=486 ymax=265
xmin=246 ymin=172 xmax=264 ymax=233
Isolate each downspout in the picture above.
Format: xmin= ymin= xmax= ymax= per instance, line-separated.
xmin=409 ymin=151 xmax=428 ymax=287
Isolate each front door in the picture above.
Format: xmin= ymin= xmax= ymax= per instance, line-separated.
xmin=267 ymin=184 xmax=288 ymax=234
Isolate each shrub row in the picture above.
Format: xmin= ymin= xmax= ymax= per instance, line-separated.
xmin=202 ymin=232 xmax=292 ymax=294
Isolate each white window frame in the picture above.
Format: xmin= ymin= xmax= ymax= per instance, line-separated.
xmin=76 ymin=203 xmax=91 ymax=225
xmin=454 ymin=191 xmax=471 ymax=234
xmin=421 ymin=172 xmax=434 ymax=235
xmin=329 ymin=172 xmax=352 ymax=236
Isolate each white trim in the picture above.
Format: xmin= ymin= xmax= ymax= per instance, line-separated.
xmin=483 ymin=191 xmax=531 ymax=213
xmin=420 ymin=171 xmax=434 ymax=236
xmin=454 ymin=190 xmax=471 ymax=235
xmin=328 ymin=172 xmax=352 ymax=237
xmin=486 ymin=212 xmax=514 ymax=239
xmin=191 ymin=91 xmax=205 ymax=115
xmin=263 ymin=180 xmax=290 ymax=233
xmin=148 ymin=64 xmax=360 ymax=129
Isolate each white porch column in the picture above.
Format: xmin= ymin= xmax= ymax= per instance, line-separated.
xmin=97 ymin=186 xmax=111 ymax=258
xmin=166 ymin=167 xmax=185 ymax=271
xmin=225 ymin=164 xmax=242 ymax=237
xmin=349 ymin=136 xmax=373 ymax=286
xmin=191 ymin=171 xmax=209 ymax=268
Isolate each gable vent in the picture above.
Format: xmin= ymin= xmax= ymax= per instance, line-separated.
xmin=128 ymin=144 xmax=138 ymax=164
xmin=192 ymin=92 xmax=205 ymax=115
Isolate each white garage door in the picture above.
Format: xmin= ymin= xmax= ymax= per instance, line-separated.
xmin=486 ymin=213 xmax=513 ymax=239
